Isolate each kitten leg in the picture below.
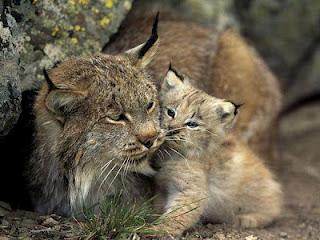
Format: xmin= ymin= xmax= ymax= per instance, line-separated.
xmin=153 ymin=190 xmax=207 ymax=236
xmin=234 ymin=213 xmax=268 ymax=228
xmin=234 ymin=173 xmax=282 ymax=228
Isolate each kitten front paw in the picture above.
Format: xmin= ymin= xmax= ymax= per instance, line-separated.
xmin=234 ymin=214 xmax=259 ymax=228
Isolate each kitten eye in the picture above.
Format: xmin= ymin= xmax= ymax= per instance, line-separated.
xmin=185 ymin=121 xmax=199 ymax=128
xmin=167 ymin=108 xmax=176 ymax=118
xmin=147 ymin=101 xmax=155 ymax=112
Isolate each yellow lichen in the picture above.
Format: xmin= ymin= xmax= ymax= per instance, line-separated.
xmin=104 ymin=0 xmax=113 ymax=8
xmin=91 ymin=6 xmax=100 ymax=14
xmin=65 ymin=25 xmax=74 ymax=31
xmin=32 ymin=0 xmax=38 ymax=4
xmin=68 ymin=0 xmax=76 ymax=6
xmin=79 ymin=0 xmax=90 ymax=5
xmin=123 ymin=0 xmax=132 ymax=10
xmin=99 ymin=16 xmax=111 ymax=28
xmin=70 ymin=37 xmax=79 ymax=45
xmin=51 ymin=26 xmax=60 ymax=37
xmin=74 ymin=25 xmax=81 ymax=31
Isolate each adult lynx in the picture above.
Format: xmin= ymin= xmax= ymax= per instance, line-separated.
xmin=29 ymin=15 xmax=163 ymax=216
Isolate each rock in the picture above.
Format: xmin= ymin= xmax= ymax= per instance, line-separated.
xmin=0 ymin=201 xmax=11 ymax=217
xmin=173 ymin=0 xmax=238 ymax=30
xmin=0 ymin=0 xmax=133 ymax=136
xmin=0 ymin=237 xmax=10 ymax=240
xmin=235 ymin=0 xmax=320 ymax=105
xmin=0 ymin=219 xmax=9 ymax=227
xmin=41 ymin=217 xmax=59 ymax=227
xmin=49 ymin=214 xmax=62 ymax=221
xmin=245 ymin=235 xmax=258 ymax=240
xmin=215 ymin=232 xmax=226 ymax=240
xmin=21 ymin=218 xmax=37 ymax=226
xmin=134 ymin=0 xmax=238 ymax=30
xmin=0 ymin=11 xmax=22 ymax=136
xmin=279 ymin=232 xmax=288 ymax=238
xmin=0 ymin=202 xmax=11 ymax=211
xmin=285 ymin=47 xmax=320 ymax=106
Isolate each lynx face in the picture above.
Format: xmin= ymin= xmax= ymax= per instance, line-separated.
xmin=39 ymin=15 xmax=164 ymax=174
xmin=160 ymin=66 xmax=238 ymax=154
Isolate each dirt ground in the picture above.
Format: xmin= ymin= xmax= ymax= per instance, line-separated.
xmin=0 ymin=102 xmax=320 ymax=240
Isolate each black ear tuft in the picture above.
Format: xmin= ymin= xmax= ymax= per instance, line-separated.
xmin=138 ymin=12 xmax=159 ymax=58
xmin=53 ymin=60 xmax=62 ymax=68
xmin=168 ymin=62 xmax=184 ymax=81
xmin=152 ymin=11 xmax=159 ymax=36
xmin=228 ymin=101 xmax=244 ymax=115
xmin=43 ymin=69 xmax=57 ymax=91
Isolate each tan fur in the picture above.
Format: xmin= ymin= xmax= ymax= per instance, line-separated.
xmin=29 ymin=32 xmax=164 ymax=215
xmin=151 ymin=70 xmax=282 ymax=236
xmin=106 ymin=15 xmax=282 ymax=160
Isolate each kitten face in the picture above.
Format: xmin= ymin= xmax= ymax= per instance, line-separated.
xmin=160 ymin=67 xmax=238 ymax=153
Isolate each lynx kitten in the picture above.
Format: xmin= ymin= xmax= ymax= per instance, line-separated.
xmin=152 ymin=66 xmax=282 ymax=236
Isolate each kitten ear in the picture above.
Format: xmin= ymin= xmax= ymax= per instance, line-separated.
xmin=162 ymin=63 xmax=184 ymax=90
xmin=44 ymin=69 xmax=87 ymax=115
xmin=125 ymin=12 xmax=160 ymax=68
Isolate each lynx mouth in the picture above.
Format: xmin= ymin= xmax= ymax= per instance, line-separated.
xmin=129 ymin=151 xmax=148 ymax=159
xmin=126 ymin=155 xmax=147 ymax=166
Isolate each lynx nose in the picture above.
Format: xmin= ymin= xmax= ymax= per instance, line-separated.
xmin=137 ymin=123 xmax=158 ymax=149
xmin=137 ymin=134 xmax=157 ymax=148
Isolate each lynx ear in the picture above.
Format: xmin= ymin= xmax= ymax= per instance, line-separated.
xmin=162 ymin=63 xmax=184 ymax=90
xmin=125 ymin=12 xmax=160 ymax=68
xmin=44 ymin=69 xmax=87 ymax=115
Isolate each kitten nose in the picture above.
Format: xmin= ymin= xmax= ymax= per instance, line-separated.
xmin=137 ymin=134 xmax=157 ymax=148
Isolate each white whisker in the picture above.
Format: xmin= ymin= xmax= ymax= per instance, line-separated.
xmin=98 ymin=163 xmax=117 ymax=191
xmin=106 ymin=158 xmax=126 ymax=192
xmin=165 ymin=137 xmax=202 ymax=150
xmin=167 ymin=146 xmax=191 ymax=169
xmin=163 ymin=148 xmax=174 ymax=161
xmin=164 ymin=126 xmax=188 ymax=134
xmin=97 ymin=158 xmax=114 ymax=180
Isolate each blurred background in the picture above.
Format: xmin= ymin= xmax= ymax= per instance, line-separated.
xmin=0 ymin=0 xmax=319 ymax=239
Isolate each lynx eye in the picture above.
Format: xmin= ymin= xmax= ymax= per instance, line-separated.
xmin=108 ymin=113 xmax=127 ymax=122
xmin=185 ymin=121 xmax=199 ymax=128
xmin=167 ymin=108 xmax=176 ymax=118
xmin=147 ymin=101 xmax=155 ymax=112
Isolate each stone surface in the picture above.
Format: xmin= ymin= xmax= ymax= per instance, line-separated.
xmin=41 ymin=217 xmax=59 ymax=227
xmin=0 ymin=60 xmax=21 ymax=136
xmin=0 ymin=0 xmax=132 ymax=136
xmin=234 ymin=0 xmax=320 ymax=106
xmin=172 ymin=0 xmax=238 ymax=30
